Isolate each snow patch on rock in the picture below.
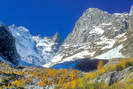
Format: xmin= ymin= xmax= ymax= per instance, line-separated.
xmin=95 ymin=45 xmax=125 ymax=59
xmin=97 ymin=36 xmax=116 ymax=50
xmin=89 ymin=26 xmax=104 ymax=35
xmin=43 ymin=51 xmax=95 ymax=67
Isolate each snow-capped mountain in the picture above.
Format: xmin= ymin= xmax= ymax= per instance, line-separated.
xmin=1 ymin=6 xmax=133 ymax=68
xmin=8 ymin=25 xmax=60 ymax=66
xmin=43 ymin=6 xmax=133 ymax=67
xmin=32 ymin=33 xmax=60 ymax=63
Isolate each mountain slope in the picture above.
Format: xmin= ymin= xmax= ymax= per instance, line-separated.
xmin=0 ymin=58 xmax=133 ymax=89
xmin=9 ymin=25 xmax=61 ymax=66
xmin=0 ymin=6 xmax=133 ymax=89
xmin=33 ymin=33 xmax=60 ymax=63
xmin=1 ymin=6 xmax=133 ymax=68
xmin=0 ymin=26 xmax=19 ymax=66
xmin=44 ymin=6 xmax=133 ymax=67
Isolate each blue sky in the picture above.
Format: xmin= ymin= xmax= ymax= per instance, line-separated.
xmin=0 ymin=0 xmax=133 ymax=40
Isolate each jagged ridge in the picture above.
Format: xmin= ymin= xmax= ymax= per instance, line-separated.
xmin=44 ymin=6 xmax=133 ymax=67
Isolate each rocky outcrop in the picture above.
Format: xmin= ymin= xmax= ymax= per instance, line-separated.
xmin=95 ymin=66 xmax=133 ymax=85
xmin=0 ymin=26 xmax=20 ymax=65
xmin=33 ymin=33 xmax=61 ymax=64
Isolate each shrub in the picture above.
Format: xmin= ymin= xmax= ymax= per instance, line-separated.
xmin=11 ymin=80 xmax=25 ymax=87
xmin=38 ymin=81 xmax=46 ymax=87
xmin=108 ymin=58 xmax=133 ymax=71
xmin=97 ymin=61 xmax=106 ymax=73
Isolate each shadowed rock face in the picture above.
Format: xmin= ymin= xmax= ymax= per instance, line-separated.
xmin=0 ymin=26 xmax=20 ymax=65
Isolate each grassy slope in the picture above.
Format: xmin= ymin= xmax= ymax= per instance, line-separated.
xmin=0 ymin=58 xmax=133 ymax=89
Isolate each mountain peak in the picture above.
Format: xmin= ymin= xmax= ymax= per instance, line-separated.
xmin=52 ymin=32 xmax=60 ymax=42
xmin=82 ymin=8 xmax=110 ymax=17
xmin=88 ymin=8 xmax=103 ymax=12
xmin=45 ymin=6 xmax=133 ymax=67
xmin=129 ymin=5 xmax=133 ymax=15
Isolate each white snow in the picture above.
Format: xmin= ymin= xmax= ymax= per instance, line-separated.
xmin=114 ymin=13 xmax=129 ymax=18
xmin=36 ymin=38 xmax=55 ymax=52
xmin=115 ymin=33 xmax=126 ymax=38
xmin=33 ymin=36 xmax=60 ymax=64
xmin=10 ymin=27 xmax=43 ymax=65
xmin=17 ymin=26 xmax=29 ymax=32
xmin=96 ymin=36 xmax=115 ymax=50
xmin=16 ymin=33 xmax=20 ymax=36
xmin=95 ymin=45 xmax=125 ymax=59
xmin=89 ymin=26 xmax=104 ymax=35
xmin=9 ymin=26 xmax=39 ymax=58
xmin=9 ymin=25 xmax=48 ymax=66
xmin=62 ymin=51 xmax=95 ymax=62
xmin=129 ymin=6 xmax=133 ymax=15
xmin=114 ymin=13 xmax=122 ymax=16
xmin=43 ymin=51 xmax=95 ymax=68
xmin=115 ymin=33 xmax=127 ymax=42
xmin=43 ymin=63 xmax=54 ymax=68
xmin=101 ymin=23 xmax=112 ymax=26
xmin=8 ymin=25 xmax=60 ymax=66
xmin=32 ymin=36 xmax=41 ymax=43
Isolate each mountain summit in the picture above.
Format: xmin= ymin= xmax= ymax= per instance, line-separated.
xmin=130 ymin=5 xmax=133 ymax=15
xmin=44 ymin=6 xmax=133 ymax=67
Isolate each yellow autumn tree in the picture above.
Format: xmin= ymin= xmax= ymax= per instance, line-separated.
xmin=97 ymin=61 xmax=106 ymax=73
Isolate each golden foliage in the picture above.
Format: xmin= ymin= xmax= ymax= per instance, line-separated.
xmin=97 ymin=61 xmax=106 ymax=73
xmin=11 ymin=79 xmax=25 ymax=87
xmin=58 ymin=58 xmax=133 ymax=89
xmin=38 ymin=81 xmax=46 ymax=87
xmin=1 ymin=58 xmax=133 ymax=89
xmin=107 ymin=58 xmax=133 ymax=71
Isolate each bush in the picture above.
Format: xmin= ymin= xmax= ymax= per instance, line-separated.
xmin=38 ymin=81 xmax=46 ymax=87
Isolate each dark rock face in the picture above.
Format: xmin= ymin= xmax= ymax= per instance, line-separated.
xmin=0 ymin=26 xmax=20 ymax=65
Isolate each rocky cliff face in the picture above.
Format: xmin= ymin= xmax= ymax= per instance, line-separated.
xmin=0 ymin=23 xmax=61 ymax=66
xmin=8 ymin=25 xmax=61 ymax=66
xmin=32 ymin=33 xmax=60 ymax=63
xmin=0 ymin=25 xmax=20 ymax=66
xmin=44 ymin=6 xmax=133 ymax=67
xmin=62 ymin=8 xmax=130 ymax=59
xmin=95 ymin=66 xmax=133 ymax=85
